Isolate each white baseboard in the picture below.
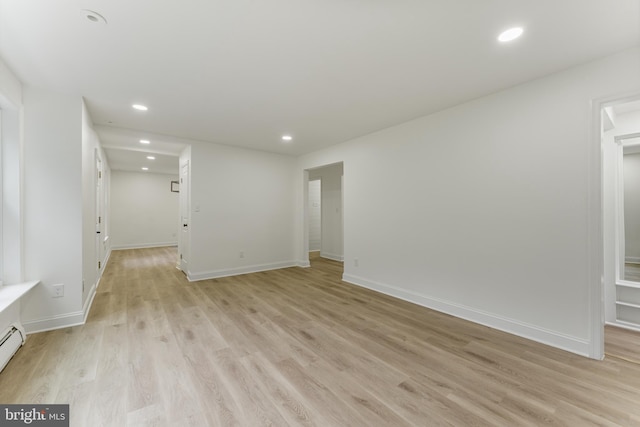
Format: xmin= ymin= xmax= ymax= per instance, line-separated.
xmin=606 ymin=320 xmax=640 ymax=333
xmin=24 ymin=248 xmax=111 ymax=335
xmin=23 ymin=310 xmax=86 ymax=334
xmin=188 ymin=261 xmax=299 ymax=281
xmin=625 ymin=256 xmax=640 ymax=264
xmin=111 ymin=242 xmax=178 ymax=250
xmin=100 ymin=248 xmax=112 ymax=283
xmin=298 ymin=260 xmax=311 ymax=268
xmin=342 ymin=273 xmax=591 ymax=357
xmin=24 ymin=283 xmax=97 ymax=335
xmin=320 ymin=252 xmax=344 ymax=262
xmin=82 ymin=281 xmax=98 ymax=324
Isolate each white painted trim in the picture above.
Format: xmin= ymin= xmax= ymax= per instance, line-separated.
xmin=320 ymin=252 xmax=344 ymax=262
xmin=23 ymin=310 xmax=85 ymax=334
xmin=615 ymin=132 xmax=640 ymax=143
xmin=606 ymin=320 xmax=640 ymax=333
xmin=111 ymin=242 xmax=178 ymax=250
xmin=343 ymin=273 xmax=591 ymax=357
xmin=0 ymin=281 xmax=39 ymax=313
xmin=625 ymin=257 xmax=640 ymax=264
xmin=297 ymin=260 xmax=311 ymax=268
xmin=102 ymin=247 xmax=112 ymax=274
xmin=82 ymin=281 xmax=97 ymax=324
xmin=188 ymin=261 xmax=299 ymax=281
xmin=616 ymin=280 xmax=640 ymax=289
xmin=588 ymin=97 xmax=604 ymax=360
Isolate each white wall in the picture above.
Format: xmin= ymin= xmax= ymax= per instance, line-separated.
xmin=0 ymin=58 xmax=22 ymax=107
xmin=188 ymin=141 xmax=296 ymax=280
xmin=308 ymin=179 xmax=321 ymax=251
xmin=0 ymin=57 xmax=23 ymax=336
xmin=21 ymin=87 xmax=84 ymax=332
xmin=295 ymin=47 xmax=640 ymax=357
xmin=110 ymin=170 xmax=179 ymax=249
xmin=624 ymin=153 xmax=640 ymax=262
xmin=309 ymin=163 xmax=343 ymax=261
xmin=0 ymin=57 xmax=23 ymax=285
xmin=82 ymin=100 xmax=110 ymax=309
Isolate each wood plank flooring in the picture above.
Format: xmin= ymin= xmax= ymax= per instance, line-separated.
xmin=2 ymin=247 xmax=640 ymax=426
xmin=605 ymin=325 xmax=640 ymax=365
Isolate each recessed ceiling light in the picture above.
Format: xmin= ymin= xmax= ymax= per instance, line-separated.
xmin=132 ymin=104 xmax=148 ymax=111
xmin=498 ymin=27 xmax=524 ymax=43
xmin=141 ymin=167 xmax=149 ymax=171
xmin=146 ymin=156 xmax=156 ymax=160
xmin=282 ymin=135 xmax=293 ymax=141
xmin=81 ymin=9 xmax=107 ymax=25
xmin=140 ymin=139 xmax=150 ymax=144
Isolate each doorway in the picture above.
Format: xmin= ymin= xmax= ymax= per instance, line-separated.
xmin=95 ymin=151 xmax=105 ymax=276
xmin=602 ymin=97 xmax=640 ymax=359
xmin=308 ymin=179 xmax=321 ymax=256
xmin=305 ymin=162 xmax=344 ymax=269
xmin=179 ymin=160 xmax=190 ymax=273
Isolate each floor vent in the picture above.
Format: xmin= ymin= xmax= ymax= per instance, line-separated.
xmin=0 ymin=323 xmax=26 ymax=372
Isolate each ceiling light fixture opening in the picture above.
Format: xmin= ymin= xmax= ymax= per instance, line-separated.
xmin=81 ymin=9 xmax=107 ymax=25
xmin=132 ymin=104 xmax=148 ymax=111
xmin=141 ymin=167 xmax=149 ymax=171
xmin=498 ymin=27 xmax=524 ymax=42
xmin=140 ymin=139 xmax=150 ymax=144
xmin=282 ymin=135 xmax=293 ymax=142
xmin=146 ymin=156 xmax=156 ymax=160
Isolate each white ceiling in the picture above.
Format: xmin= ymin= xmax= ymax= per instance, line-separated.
xmin=614 ymin=100 xmax=640 ymax=116
xmin=1 ymin=0 xmax=639 ymax=173
xmin=96 ymin=126 xmax=186 ymax=174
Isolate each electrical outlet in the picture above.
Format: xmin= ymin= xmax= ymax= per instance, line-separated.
xmin=239 ymin=251 xmax=245 ymax=259
xmin=52 ymin=284 xmax=64 ymax=298
xmin=354 ymin=258 xmax=359 ymax=267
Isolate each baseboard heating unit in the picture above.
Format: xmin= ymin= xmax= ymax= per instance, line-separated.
xmin=0 ymin=323 xmax=26 ymax=372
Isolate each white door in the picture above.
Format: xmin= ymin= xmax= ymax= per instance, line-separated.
xmin=95 ymin=154 xmax=104 ymax=273
xmin=179 ymin=161 xmax=190 ymax=272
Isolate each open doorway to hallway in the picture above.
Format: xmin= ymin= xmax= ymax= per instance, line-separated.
xmin=602 ymin=97 xmax=640 ymax=361
xmin=306 ymin=162 xmax=344 ymax=273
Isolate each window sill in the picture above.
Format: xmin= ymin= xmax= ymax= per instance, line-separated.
xmin=0 ymin=281 xmax=39 ymax=313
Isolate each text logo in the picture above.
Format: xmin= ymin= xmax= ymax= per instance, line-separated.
xmin=0 ymin=405 xmax=68 ymax=426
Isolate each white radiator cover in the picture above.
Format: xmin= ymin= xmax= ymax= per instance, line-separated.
xmin=0 ymin=323 xmax=26 ymax=372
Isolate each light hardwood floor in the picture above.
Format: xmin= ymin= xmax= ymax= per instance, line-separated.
xmin=2 ymin=247 xmax=640 ymax=426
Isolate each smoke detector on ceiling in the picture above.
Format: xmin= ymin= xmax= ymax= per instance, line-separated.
xmin=81 ymin=9 xmax=107 ymax=25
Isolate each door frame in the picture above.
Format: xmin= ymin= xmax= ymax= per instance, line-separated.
xmin=614 ymin=132 xmax=640 ymax=287
xmin=307 ymin=178 xmax=322 ymax=254
xmin=95 ymin=150 xmax=104 ymax=275
xmin=302 ymin=162 xmax=344 ymax=267
xmin=179 ymin=160 xmax=190 ymax=273
xmin=592 ymin=90 xmax=640 ymax=360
